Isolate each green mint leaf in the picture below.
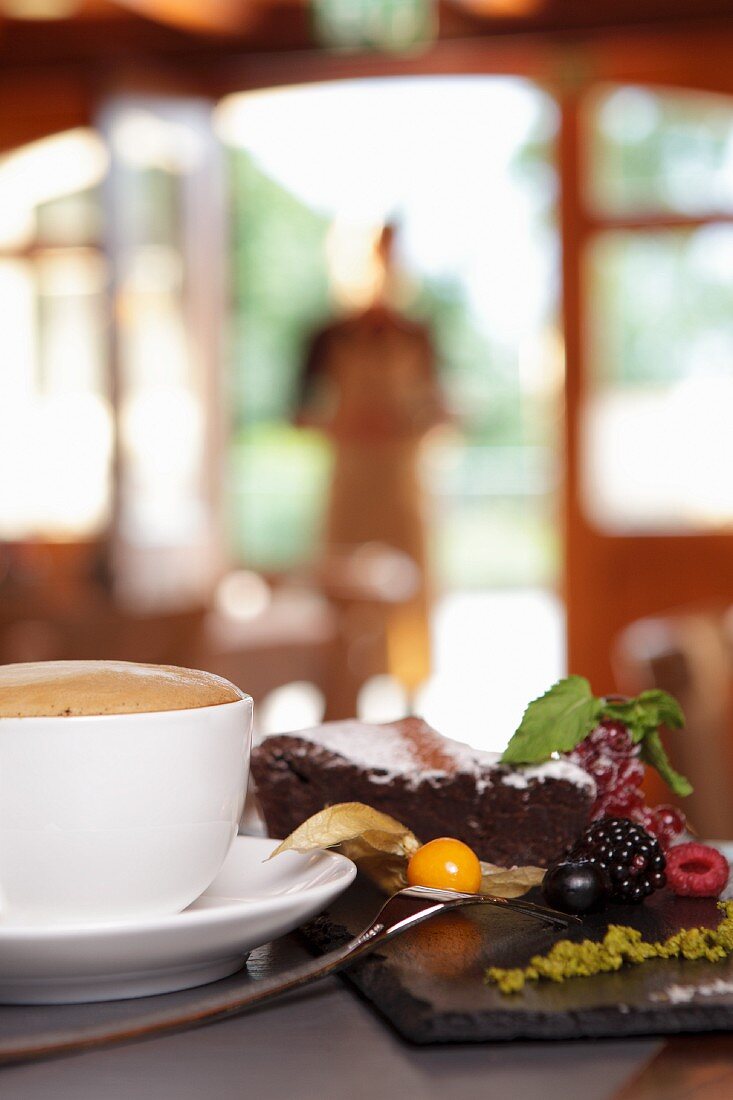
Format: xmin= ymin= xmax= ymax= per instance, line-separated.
xmin=638 ymin=689 xmax=685 ymax=730
xmin=502 ymin=675 xmax=691 ymax=796
xmin=639 ymin=730 xmax=693 ymax=797
xmin=601 ymin=689 xmax=684 ymax=744
xmin=501 ymin=676 xmax=604 ymax=764
xmin=599 ymin=688 xmax=689 ymax=793
xmin=600 ymin=700 xmax=657 ymax=744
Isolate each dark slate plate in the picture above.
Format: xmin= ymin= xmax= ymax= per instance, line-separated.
xmin=301 ymin=876 xmax=733 ymax=1044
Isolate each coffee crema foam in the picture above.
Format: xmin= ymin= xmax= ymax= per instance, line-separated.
xmin=0 ymin=661 xmax=243 ymax=717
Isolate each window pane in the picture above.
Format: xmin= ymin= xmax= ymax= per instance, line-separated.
xmin=36 ymin=188 xmax=102 ymax=248
xmin=587 ymin=85 xmax=733 ymax=215
xmin=583 ymin=227 xmax=733 ymax=530
xmin=0 ymin=251 xmax=112 ymax=539
xmin=0 ymin=128 xmax=107 ymax=250
xmin=0 ymin=129 xmax=110 ymax=540
xmin=0 ymin=260 xmax=38 ymax=537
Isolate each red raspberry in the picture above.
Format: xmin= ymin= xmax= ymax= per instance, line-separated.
xmin=666 ymin=842 xmax=729 ymax=897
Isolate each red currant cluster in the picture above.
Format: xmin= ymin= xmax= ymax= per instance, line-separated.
xmin=569 ymin=718 xmax=686 ymax=850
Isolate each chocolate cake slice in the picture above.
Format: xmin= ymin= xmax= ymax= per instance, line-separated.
xmin=251 ymin=717 xmax=595 ymax=867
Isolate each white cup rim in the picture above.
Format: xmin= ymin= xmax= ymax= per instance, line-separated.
xmin=0 ymin=695 xmax=252 ymax=725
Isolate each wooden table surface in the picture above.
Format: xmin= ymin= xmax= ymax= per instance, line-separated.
xmin=0 ymin=927 xmax=720 ymax=1100
xmin=616 ymin=1036 xmax=733 ymax=1099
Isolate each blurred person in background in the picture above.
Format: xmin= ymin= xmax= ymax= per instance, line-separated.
xmin=295 ymin=223 xmax=447 ymax=703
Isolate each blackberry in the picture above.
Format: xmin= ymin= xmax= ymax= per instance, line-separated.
xmin=570 ymin=816 xmax=666 ymax=904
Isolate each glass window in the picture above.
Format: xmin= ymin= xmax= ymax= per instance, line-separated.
xmin=585 ymin=227 xmax=733 ymax=531
xmin=0 ymin=130 xmax=111 ymax=540
xmin=587 ymin=85 xmax=733 ymax=216
xmin=104 ymin=100 xmax=223 ymax=609
xmin=583 ymin=87 xmax=733 ymax=533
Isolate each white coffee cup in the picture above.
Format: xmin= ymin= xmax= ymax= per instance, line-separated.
xmin=0 ymin=664 xmax=252 ymax=926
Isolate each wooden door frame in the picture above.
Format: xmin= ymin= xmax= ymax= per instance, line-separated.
xmin=555 ymin=30 xmax=733 ymax=691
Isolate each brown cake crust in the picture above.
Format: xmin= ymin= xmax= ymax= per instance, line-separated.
xmin=251 ymin=717 xmax=595 ymax=867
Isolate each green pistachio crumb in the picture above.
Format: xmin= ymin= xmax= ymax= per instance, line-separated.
xmin=485 ymin=901 xmax=733 ymax=994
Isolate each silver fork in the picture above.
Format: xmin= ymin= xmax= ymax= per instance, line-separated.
xmin=213 ymin=884 xmax=579 ymax=1014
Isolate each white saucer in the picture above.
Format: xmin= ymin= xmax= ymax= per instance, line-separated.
xmin=0 ymin=836 xmax=356 ymax=1005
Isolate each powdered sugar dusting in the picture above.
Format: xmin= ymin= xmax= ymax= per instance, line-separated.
xmin=286 ymin=719 xmax=433 ymax=776
xmin=652 ymin=978 xmax=733 ymax=1004
xmin=276 ymin=718 xmax=595 ymax=794
xmin=500 ymin=759 xmax=596 ymax=792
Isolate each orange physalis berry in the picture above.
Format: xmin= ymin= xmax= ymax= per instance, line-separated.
xmin=406 ymin=837 xmax=482 ymax=894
